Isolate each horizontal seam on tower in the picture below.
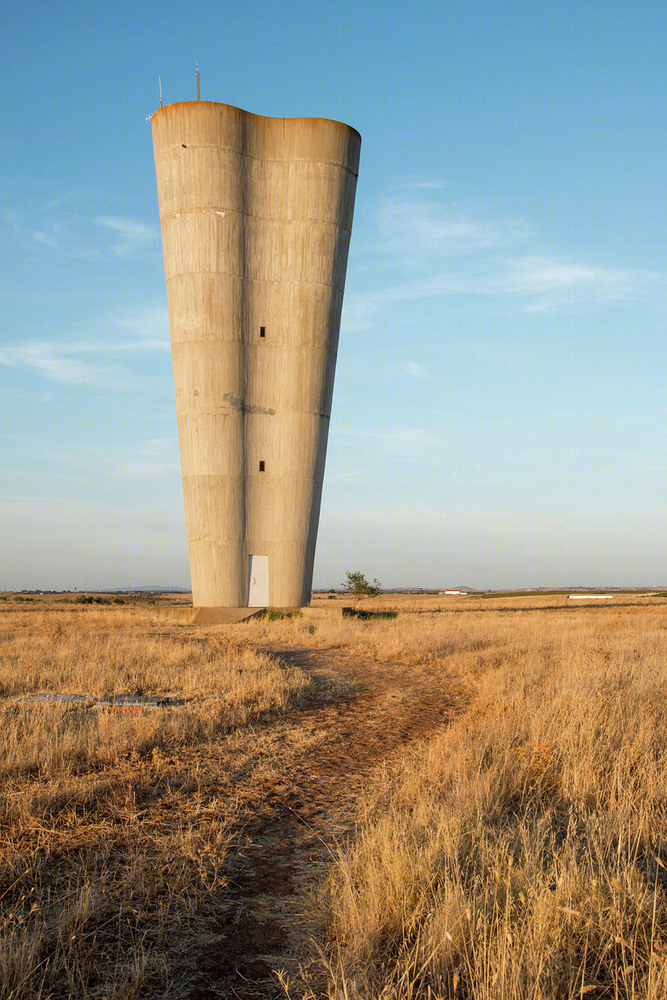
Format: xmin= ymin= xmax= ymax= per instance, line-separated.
xmin=159 ymin=209 xmax=352 ymax=233
xmin=171 ymin=340 xmax=337 ymax=351
xmin=156 ymin=147 xmax=359 ymax=176
xmin=164 ymin=272 xmax=347 ymax=290
xmin=177 ymin=410 xmax=332 ymax=417
xmin=183 ymin=474 xmax=326 ymax=480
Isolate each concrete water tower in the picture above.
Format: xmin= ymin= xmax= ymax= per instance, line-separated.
xmin=152 ymin=101 xmax=361 ymax=610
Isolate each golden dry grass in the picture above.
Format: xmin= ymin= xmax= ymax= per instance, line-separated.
xmin=3 ymin=594 xmax=667 ymax=999
xmin=299 ymin=604 xmax=667 ymax=1000
xmin=0 ymin=602 xmax=313 ymax=999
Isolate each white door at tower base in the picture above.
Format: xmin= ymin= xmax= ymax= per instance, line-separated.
xmin=248 ymin=555 xmax=269 ymax=606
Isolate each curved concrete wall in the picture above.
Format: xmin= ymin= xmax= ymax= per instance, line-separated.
xmin=152 ymin=102 xmax=361 ymax=607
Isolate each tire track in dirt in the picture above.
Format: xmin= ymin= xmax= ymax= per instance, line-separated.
xmin=189 ymin=646 xmax=465 ymax=1000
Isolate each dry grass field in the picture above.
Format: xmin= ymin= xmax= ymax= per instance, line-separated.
xmin=1 ymin=591 xmax=667 ymax=999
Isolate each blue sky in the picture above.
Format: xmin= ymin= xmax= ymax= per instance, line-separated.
xmin=2 ymin=0 xmax=667 ymax=590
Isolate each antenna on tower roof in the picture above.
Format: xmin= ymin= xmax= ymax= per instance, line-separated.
xmin=196 ymin=63 xmax=200 ymax=100
xmin=159 ymin=76 xmax=163 ymax=107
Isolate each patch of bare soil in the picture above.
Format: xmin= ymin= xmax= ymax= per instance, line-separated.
xmin=188 ymin=647 xmax=465 ymax=999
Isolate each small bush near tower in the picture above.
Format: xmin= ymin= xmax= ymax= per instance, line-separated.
xmin=341 ymin=571 xmax=382 ymax=606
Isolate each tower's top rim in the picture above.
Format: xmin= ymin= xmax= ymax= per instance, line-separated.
xmin=151 ymin=101 xmax=361 ymax=141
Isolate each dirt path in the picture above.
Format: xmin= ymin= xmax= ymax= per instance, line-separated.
xmin=188 ymin=646 xmax=464 ymax=1000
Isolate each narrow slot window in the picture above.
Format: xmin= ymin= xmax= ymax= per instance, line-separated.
xmin=259 ymin=460 xmax=265 ymax=472
xmin=259 ymin=326 xmax=266 ymax=338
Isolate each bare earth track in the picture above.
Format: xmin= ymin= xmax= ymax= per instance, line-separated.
xmin=189 ymin=644 xmax=464 ymax=999
xmin=4 ymin=594 xmax=667 ymax=999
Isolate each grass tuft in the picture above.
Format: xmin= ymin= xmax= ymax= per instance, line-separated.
xmin=294 ymin=606 xmax=667 ymax=1000
xmin=0 ymin=605 xmax=313 ymax=999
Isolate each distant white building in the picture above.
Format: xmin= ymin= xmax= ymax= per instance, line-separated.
xmin=568 ymin=595 xmax=614 ymax=599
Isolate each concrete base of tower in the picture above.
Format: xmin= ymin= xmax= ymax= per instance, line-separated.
xmin=153 ymin=605 xmax=347 ymax=626
xmin=190 ymin=605 xmax=345 ymax=624
xmin=191 ymin=606 xmax=267 ymax=624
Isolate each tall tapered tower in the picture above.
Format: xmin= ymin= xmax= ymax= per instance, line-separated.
xmin=152 ymin=102 xmax=360 ymax=608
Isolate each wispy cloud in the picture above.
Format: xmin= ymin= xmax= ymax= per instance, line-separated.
xmin=109 ymin=305 xmax=170 ymax=341
xmin=0 ymin=194 xmax=159 ymax=260
xmin=95 ymin=216 xmax=157 ymax=241
xmin=119 ymin=459 xmax=181 ymax=477
xmin=494 ymin=255 xmax=660 ymax=311
xmin=33 ymin=231 xmax=61 ymax=250
xmin=94 ymin=216 xmax=158 ymax=255
xmin=7 ymin=437 xmax=180 ymax=477
xmin=0 ymin=342 xmax=133 ymax=389
xmin=336 ymin=427 xmax=439 ymax=446
xmin=344 ymin=179 xmax=667 ymax=328
xmin=402 ymin=361 xmax=436 ymax=381
xmin=376 ymin=185 xmax=532 ymax=261
xmin=0 ymin=306 xmax=170 ymax=389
